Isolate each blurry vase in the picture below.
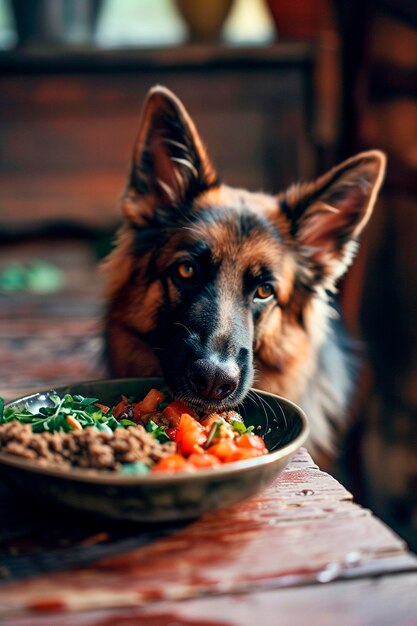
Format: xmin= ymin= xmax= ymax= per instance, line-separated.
xmin=175 ymin=0 xmax=234 ymax=42
xmin=10 ymin=0 xmax=103 ymax=47
xmin=265 ymin=0 xmax=331 ymax=40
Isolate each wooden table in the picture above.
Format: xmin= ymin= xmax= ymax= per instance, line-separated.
xmin=0 ymin=448 xmax=416 ymax=625
xmin=1 ymin=238 xmax=417 ymax=625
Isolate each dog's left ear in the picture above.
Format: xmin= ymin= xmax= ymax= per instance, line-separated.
xmin=123 ymin=86 xmax=218 ymax=223
xmin=281 ymin=150 xmax=386 ymax=284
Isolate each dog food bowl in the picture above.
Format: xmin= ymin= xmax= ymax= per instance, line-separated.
xmin=0 ymin=378 xmax=309 ymax=522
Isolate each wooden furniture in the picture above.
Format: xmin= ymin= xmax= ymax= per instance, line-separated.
xmin=0 ymin=448 xmax=416 ymax=624
xmin=0 ymin=43 xmax=315 ymax=235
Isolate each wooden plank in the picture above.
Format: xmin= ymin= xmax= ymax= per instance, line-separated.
xmin=0 ymin=449 xmax=414 ymax=618
xmin=4 ymin=572 xmax=417 ymax=626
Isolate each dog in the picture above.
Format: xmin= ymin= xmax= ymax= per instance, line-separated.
xmin=102 ymin=85 xmax=386 ymax=457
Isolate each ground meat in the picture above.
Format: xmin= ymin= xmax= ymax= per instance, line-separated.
xmin=0 ymin=422 xmax=175 ymax=471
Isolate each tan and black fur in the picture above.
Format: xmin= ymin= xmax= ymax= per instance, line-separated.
xmin=103 ymin=86 xmax=386 ymax=455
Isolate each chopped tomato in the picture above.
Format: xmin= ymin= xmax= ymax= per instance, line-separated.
xmin=162 ymin=400 xmax=195 ymax=427
xmin=177 ymin=412 xmax=198 ymax=434
xmin=188 ymin=453 xmax=221 ymax=468
xmin=176 ymin=413 xmax=207 ymax=456
xmin=206 ymin=439 xmax=238 ymax=461
xmin=179 ymin=433 xmax=205 ymax=456
xmin=225 ymin=448 xmax=264 ymax=463
xmin=236 ymin=434 xmax=267 ymax=453
xmin=136 ymin=388 xmax=164 ymax=414
xmin=152 ymin=454 xmax=191 ymax=472
xmin=94 ymin=403 xmax=110 ymax=414
xmin=112 ymin=395 xmax=130 ymax=418
xmin=133 ymin=402 xmax=142 ymax=423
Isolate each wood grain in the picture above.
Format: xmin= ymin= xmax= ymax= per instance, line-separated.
xmin=0 ymin=448 xmax=415 ymax=619
xmin=5 ymin=573 xmax=417 ymax=626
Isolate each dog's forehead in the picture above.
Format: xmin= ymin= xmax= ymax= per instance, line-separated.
xmin=196 ymin=185 xmax=278 ymax=218
xmin=191 ymin=185 xmax=284 ymax=265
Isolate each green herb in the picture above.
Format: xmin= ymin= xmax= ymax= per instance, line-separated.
xmin=119 ymin=418 xmax=138 ymax=427
xmin=0 ymin=393 xmax=125 ymax=434
xmin=231 ymin=420 xmax=255 ymax=435
xmin=146 ymin=419 xmax=171 ymax=443
xmin=0 ymin=398 xmax=3 ymax=422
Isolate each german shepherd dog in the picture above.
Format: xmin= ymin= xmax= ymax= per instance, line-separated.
xmin=103 ymin=86 xmax=386 ymax=456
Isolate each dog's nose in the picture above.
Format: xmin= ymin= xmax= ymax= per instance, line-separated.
xmin=188 ymin=359 xmax=239 ymax=401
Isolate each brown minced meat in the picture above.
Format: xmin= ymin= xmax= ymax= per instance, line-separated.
xmin=0 ymin=421 xmax=175 ymax=471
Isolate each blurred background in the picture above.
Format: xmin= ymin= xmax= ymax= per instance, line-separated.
xmin=0 ymin=0 xmax=416 ymax=549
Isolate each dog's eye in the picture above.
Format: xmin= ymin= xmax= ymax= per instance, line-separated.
xmin=254 ymin=283 xmax=274 ymax=301
xmin=176 ymin=262 xmax=196 ymax=280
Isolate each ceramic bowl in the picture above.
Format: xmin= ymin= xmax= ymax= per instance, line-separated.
xmin=0 ymin=378 xmax=309 ymax=522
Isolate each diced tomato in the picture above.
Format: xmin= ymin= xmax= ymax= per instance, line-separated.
xmin=206 ymin=439 xmax=238 ymax=461
xmin=112 ymin=395 xmax=130 ymax=418
xmin=162 ymin=400 xmax=196 ymax=426
xmin=225 ymin=448 xmax=264 ymax=463
xmin=176 ymin=413 xmax=207 ymax=456
xmin=94 ymin=403 xmax=110 ymax=414
xmin=152 ymin=454 xmax=191 ymax=472
xmin=188 ymin=453 xmax=221 ymax=469
xmin=177 ymin=412 xmax=199 ymax=434
xmin=132 ymin=402 xmax=142 ymax=423
xmin=136 ymin=388 xmax=164 ymax=414
xmin=179 ymin=432 xmax=205 ymax=456
xmin=236 ymin=434 xmax=268 ymax=453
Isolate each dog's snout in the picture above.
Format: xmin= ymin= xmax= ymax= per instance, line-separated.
xmin=188 ymin=359 xmax=239 ymax=401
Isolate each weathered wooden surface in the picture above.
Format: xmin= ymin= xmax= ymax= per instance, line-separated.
xmin=0 ymin=448 xmax=415 ymax=620
xmin=3 ymin=573 xmax=417 ymax=626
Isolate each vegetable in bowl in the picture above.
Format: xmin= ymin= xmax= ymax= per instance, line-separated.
xmin=0 ymin=387 xmax=268 ymax=473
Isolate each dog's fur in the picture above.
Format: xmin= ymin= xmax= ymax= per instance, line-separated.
xmin=102 ymin=86 xmax=386 ymax=455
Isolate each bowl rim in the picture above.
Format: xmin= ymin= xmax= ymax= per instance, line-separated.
xmin=0 ymin=379 xmax=309 ymax=485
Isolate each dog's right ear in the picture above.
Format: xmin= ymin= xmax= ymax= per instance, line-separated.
xmin=122 ymin=86 xmax=218 ymax=224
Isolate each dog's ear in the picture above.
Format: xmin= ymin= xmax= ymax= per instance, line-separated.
xmin=281 ymin=150 xmax=386 ymax=285
xmin=123 ymin=86 xmax=218 ymax=223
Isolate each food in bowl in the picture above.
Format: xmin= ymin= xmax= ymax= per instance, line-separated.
xmin=0 ymin=388 xmax=268 ymax=473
